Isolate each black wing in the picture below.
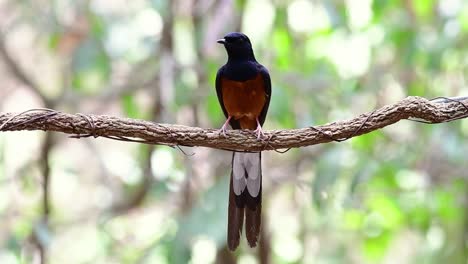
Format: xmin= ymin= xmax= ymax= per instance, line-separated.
xmin=257 ymin=64 xmax=271 ymax=126
xmin=215 ymin=65 xmax=228 ymax=119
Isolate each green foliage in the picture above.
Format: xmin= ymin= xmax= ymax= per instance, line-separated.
xmin=121 ymin=94 xmax=142 ymax=119
xmin=273 ymin=28 xmax=292 ymax=70
xmin=71 ymin=39 xmax=110 ymax=93
xmin=412 ymin=0 xmax=436 ymax=21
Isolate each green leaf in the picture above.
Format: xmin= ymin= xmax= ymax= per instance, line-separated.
xmin=372 ymin=0 xmax=402 ymax=22
xmin=407 ymin=205 xmax=430 ymax=231
xmin=367 ymin=164 xmax=399 ymax=191
xmin=362 ymin=231 xmax=393 ymax=261
xmin=269 ymin=86 xmax=294 ymax=128
xmin=120 ymin=94 xmax=141 ymax=119
xmin=205 ymin=93 xmax=223 ymax=125
xmin=71 ymin=39 xmax=110 ymax=93
xmin=408 ymin=79 xmax=426 ymax=96
xmin=342 ymin=209 xmax=365 ymax=230
xmin=272 ymin=28 xmax=292 ymax=69
xmin=433 ymin=189 xmax=458 ymax=223
xmin=367 ymin=195 xmax=404 ymax=229
xmin=89 ymin=13 xmax=106 ymax=38
xmin=350 ymin=131 xmax=384 ymax=152
xmin=412 ymin=0 xmax=435 ymax=21
xmin=48 ymin=32 xmax=60 ymax=50
xmin=459 ymin=5 xmax=468 ymax=31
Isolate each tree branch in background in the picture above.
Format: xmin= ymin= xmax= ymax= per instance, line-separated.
xmin=0 ymin=96 xmax=467 ymax=152
xmin=0 ymin=35 xmax=53 ymax=107
xmin=0 ymin=31 xmax=56 ymax=264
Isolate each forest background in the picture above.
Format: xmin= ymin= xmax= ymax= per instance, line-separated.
xmin=0 ymin=0 xmax=467 ymax=263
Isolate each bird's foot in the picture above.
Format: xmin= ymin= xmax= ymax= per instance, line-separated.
xmin=218 ymin=116 xmax=232 ymax=137
xmin=219 ymin=124 xmax=229 ymax=137
xmin=253 ymin=120 xmax=266 ymax=140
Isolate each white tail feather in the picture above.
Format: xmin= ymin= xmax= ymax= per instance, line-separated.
xmin=232 ymin=152 xmax=261 ymax=197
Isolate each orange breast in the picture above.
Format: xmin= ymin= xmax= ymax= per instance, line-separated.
xmin=221 ymin=74 xmax=266 ymax=129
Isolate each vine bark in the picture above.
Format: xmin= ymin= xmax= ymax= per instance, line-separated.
xmin=1 ymin=96 xmax=467 ymax=152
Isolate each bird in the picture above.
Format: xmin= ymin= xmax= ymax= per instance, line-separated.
xmin=215 ymin=32 xmax=271 ymax=251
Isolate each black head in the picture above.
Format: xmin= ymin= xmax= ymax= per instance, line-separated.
xmin=217 ymin=32 xmax=255 ymax=61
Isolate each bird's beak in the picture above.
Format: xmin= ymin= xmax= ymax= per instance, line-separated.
xmin=217 ymin=38 xmax=226 ymax=44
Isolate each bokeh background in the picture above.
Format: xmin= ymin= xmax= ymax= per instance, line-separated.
xmin=0 ymin=0 xmax=467 ymax=263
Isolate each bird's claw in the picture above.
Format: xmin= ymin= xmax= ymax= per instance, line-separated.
xmin=219 ymin=125 xmax=228 ymax=137
xmin=253 ymin=124 xmax=266 ymax=140
xmin=218 ymin=116 xmax=232 ymax=137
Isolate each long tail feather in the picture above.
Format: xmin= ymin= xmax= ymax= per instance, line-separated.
xmin=245 ymin=183 xmax=261 ymax=247
xmin=227 ymin=152 xmax=262 ymax=250
xmin=227 ymin=169 xmax=244 ymax=251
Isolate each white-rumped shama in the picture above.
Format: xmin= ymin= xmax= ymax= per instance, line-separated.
xmin=216 ymin=32 xmax=271 ymax=251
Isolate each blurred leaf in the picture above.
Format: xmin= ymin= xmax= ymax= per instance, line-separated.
xmin=342 ymin=209 xmax=365 ymax=230
xmin=141 ymin=244 xmax=170 ymax=264
xmin=12 ymin=218 xmax=32 ymax=241
xmin=121 ymin=94 xmax=141 ymax=119
xmin=48 ymin=32 xmax=60 ymax=50
xmin=170 ymin=176 xmax=229 ymax=263
xmin=407 ymin=205 xmax=430 ymax=231
xmin=235 ymin=0 xmax=247 ymax=10
xmin=372 ymin=0 xmax=401 ymax=22
xmin=367 ymin=164 xmax=399 ymax=191
xmin=366 ymin=195 xmax=404 ymax=229
xmin=312 ymin=148 xmax=344 ymax=210
xmin=272 ymin=28 xmax=292 ymax=69
xmin=89 ymin=13 xmax=106 ymax=38
xmin=205 ymin=94 xmax=223 ymax=125
xmin=433 ymin=189 xmax=458 ymax=223
xmin=350 ymin=131 xmax=384 ymax=152
xmin=412 ymin=0 xmax=435 ymax=21
xmin=349 ymin=161 xmax=377 ymax=194
xmin=459 ymin=5 xmax=468 ymax=31
xmin=408 ymin=78 xmax=426 ymax=96
xmin=71 ymin=39 xmax=110 ymax=93
xmin=269 ymin=86 xmax=295 ymax=128
xmin=390 ymin=28 xmax=416 ymax=66
xmin=176 ymin=176 xmax=229 ymax=245
xmin=6 ymin=235 xmax=21 ymax=253
xmin=362 ymin=231 xmax=393 ymax=261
